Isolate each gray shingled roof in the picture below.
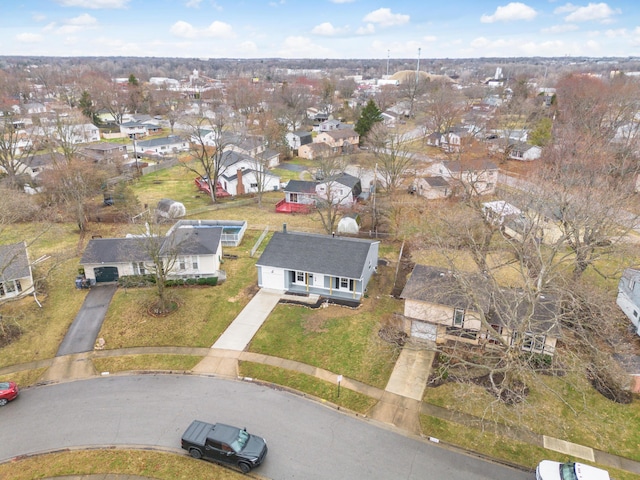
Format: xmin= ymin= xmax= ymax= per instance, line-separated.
xmin=256 ymin=231 xmax=377 ymax=279
xmin=0 ymin=242 xmax=31 ymax=282
xmin=162 ymin=226 xmax=222 ymax=256
xmin=284 ymin=180 xmax=318 ymax=193
xmin=80 ymin=238 xmax=151 ymax=264
xmin=81 ymin=227 xmax=223 ymax=265
xmin=424 ymin=176 xmax=450 ymax=188
xmin=400 ymin=264 xmax=487 ymax=311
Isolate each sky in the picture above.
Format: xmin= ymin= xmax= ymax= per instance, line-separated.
xmin=3 ymin=0 xmax=640 ymax=59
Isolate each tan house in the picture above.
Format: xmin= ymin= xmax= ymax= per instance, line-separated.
xmin=298 ymin=142 xmax=331 ymax=160
xmin=314 ymin=129 xmax=360 ymax=154
xmin=400 ymin=264 xmax=559 ymax=356
xmin=428 ymin=159 xmax=498 ymax=196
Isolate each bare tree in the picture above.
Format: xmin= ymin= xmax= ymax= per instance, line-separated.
xmin=313 ymin=155 xmax=353 ymax=235
xmin=275 ymin=82 xmax=312 ymax=131
xmin=368 ymin=123 xmax=416 ymax=193
xmin=0 ymin=115 xmax=35 ymax=190
xmin=184 ymin=114 xmax=236 ymax=204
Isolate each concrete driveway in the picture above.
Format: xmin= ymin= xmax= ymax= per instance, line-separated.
xmin=56 ymin=284 xmax=117 ymax=356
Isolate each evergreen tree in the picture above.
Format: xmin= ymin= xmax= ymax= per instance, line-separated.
xmin=354 ymin=99 xmax=383 ymax=141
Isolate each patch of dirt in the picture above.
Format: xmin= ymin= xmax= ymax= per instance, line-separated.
xmin=302 ymin=306 xmax=337 ymax=334
xmin=147 ymin=298 xmax=180 ymax=317
xmin=229 ymin=284 xmax=259 ymax=303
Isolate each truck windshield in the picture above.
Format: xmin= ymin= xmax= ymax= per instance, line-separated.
xmin=230 ymin=429 xmax=250 ymax=453
xmin=560 ymin=462 xmax=578 ymax=480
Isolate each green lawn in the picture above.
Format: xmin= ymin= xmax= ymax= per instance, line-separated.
xmin=0 ymin=450 xmax=244 ymax=480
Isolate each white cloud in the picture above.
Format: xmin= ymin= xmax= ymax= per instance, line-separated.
xmin=55 ymin=0 xmax=129 ymax=8
xmin=329 ymin=0 xmax=355 ymax=3
xmin=542 ymin=24 xmax=579 ymax=33
xmin=278 ymin=36 xmax=334 ymax=57
xmin=67 ymin=13 xmax=98 ymax=26
xmin=362 ymin=8 xmax=410 ymax=27
xmin=604 ymin=28 xmax=626 ymax=38
xmin=41 ymin=13 xmax=98 ymax=35
xmin=16 ymin=33 xmax=43 ymax=43
xmin=185 ymin=0 xmax=202 ymax=7
xmin=32 ymin=13 xmax=47 ymax=22
xmin=561 ymin=2 xmax=620 ymax=23
xmin=204 ymin=21 xmax=234 ymax=37
xmin=170 ymin=21 xmax=199 ymax=38
xmin=480 ymin=2 xmax=537 ymax=23
xmin=311 ymin=22 xmax=348 ymax=36
xmin=356 ymin=23 xmax=375 ymax=35
xmin=170 ymin=20 xmax=234 ymax=39
xmin=423 ymin=35 xmax=437 ymax=43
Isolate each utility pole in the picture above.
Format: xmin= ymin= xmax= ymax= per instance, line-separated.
xmin=416 ymin=47 xmax=421 ymax=83
xmin=386 ymin=50 xmax=390 ymax=77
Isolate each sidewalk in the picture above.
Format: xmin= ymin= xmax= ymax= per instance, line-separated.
xmin=3 ymin=288 xmax=640 ymax=477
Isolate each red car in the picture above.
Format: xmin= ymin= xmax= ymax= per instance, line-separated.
xmin=0 ymin=381 xmax=19 ymax=406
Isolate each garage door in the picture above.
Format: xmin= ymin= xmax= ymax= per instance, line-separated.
xmin=94 ymin=266 xmax=119 ymax=283
xmin=411 ymin=321 xmax=437 ymax=341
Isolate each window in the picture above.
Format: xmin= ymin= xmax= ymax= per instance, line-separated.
xmin=340 ymin=278 xmax=349 ymax=289
xmin=0 ymin=283 xmax=4 ymax=296
xmin=453 ymin=308 xmax=464 ymax=327
xmin=521 ymin=332 xmax=546 ymax=353
xmin=133 ymin=262 xmax=146 ymax=275
xmin=179 ymin=257 xmax=186 ymax=270
xmin=192 ymin=257 xmax=199 ymax=270
xmin=634 ymin=310 xmax=638 ymax=318
xmin=15 ymin=279 xmax=21 ymax=292
xmin=296 ymin=271 xmax=305 ymax=283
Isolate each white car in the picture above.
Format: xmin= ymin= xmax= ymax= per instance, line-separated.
xmin=536 ymin=460 xmax=610 ymax=480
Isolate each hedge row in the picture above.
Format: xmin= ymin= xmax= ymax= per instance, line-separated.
xmin=118 ymin=275 xmax=217 ymax=288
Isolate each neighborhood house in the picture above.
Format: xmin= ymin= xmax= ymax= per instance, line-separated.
xmin=256 ymin=228 xmax=379 ymax=304
xmin=0 ymin=242 xmax=35 ymax=302
xmin=80 ymin=222 xmax=224 ymax=283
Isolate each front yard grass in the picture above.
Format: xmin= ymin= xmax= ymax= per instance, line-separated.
xmin=422 ymin=371 xmax=640 ymax=461
xmin=239 ymin=361 xmax=377 ymax=414
xmin=93 ymin=354 xmax=203 ymax=373
xmin=247 ymin=263 xmax=402 ymax=389
xmin=419 ymin=416 xmax=638 ymax=480
xmin=0 ymin=450 xmax=243 ymax=480
xmin=97 ymin=238 xmax=259 ymax=348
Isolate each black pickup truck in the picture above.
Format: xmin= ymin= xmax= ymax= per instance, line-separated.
xmin=181 ymin=420 xmax=268 ymax=474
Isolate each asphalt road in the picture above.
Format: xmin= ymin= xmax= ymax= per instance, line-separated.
xmin=1 ymin=375 xmax=531 ymax=480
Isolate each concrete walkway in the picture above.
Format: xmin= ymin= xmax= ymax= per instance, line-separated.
xmin=3 ymin=285 xmax=640 ymax=478
xmin=212 ymin=289 xmax=284 ymax=350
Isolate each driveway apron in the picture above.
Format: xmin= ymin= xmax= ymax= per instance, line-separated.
xmin=56 ymin=284 xmax=117 ymax=356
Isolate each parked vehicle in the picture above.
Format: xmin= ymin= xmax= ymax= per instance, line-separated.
xmin=0 ymin=381 xmax=19 ymax=406
xmin=536 ymin=460 xmax=610 ymax=480
xmin=181 ymin=420 xmax=268 ymax=474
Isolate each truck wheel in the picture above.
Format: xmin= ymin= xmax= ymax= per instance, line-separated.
xmin=189 ymin=448 xmax=202 ymax=459
xmin=238 ymin=462 xmax=251 ymax=474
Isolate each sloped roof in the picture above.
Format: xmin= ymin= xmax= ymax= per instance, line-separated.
xmin=256 ymin=231 xmax=378 ymax=279
xmin=80 ymin=238 xmax=151 ymax=264
xmin=0 ymin=241 xmax=31 ymax=281
xmin=162 ymin=225 xmax=222 ymax=256
xmin=400 ymin=264 xmax=488 ymax=312
xmin=423 ymin=176 xmax=450 ymax=188
xmin=320 ymin=128 xmax=359 ymax=140
xmin=284 ymin=180 xmax=317 ymax=193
